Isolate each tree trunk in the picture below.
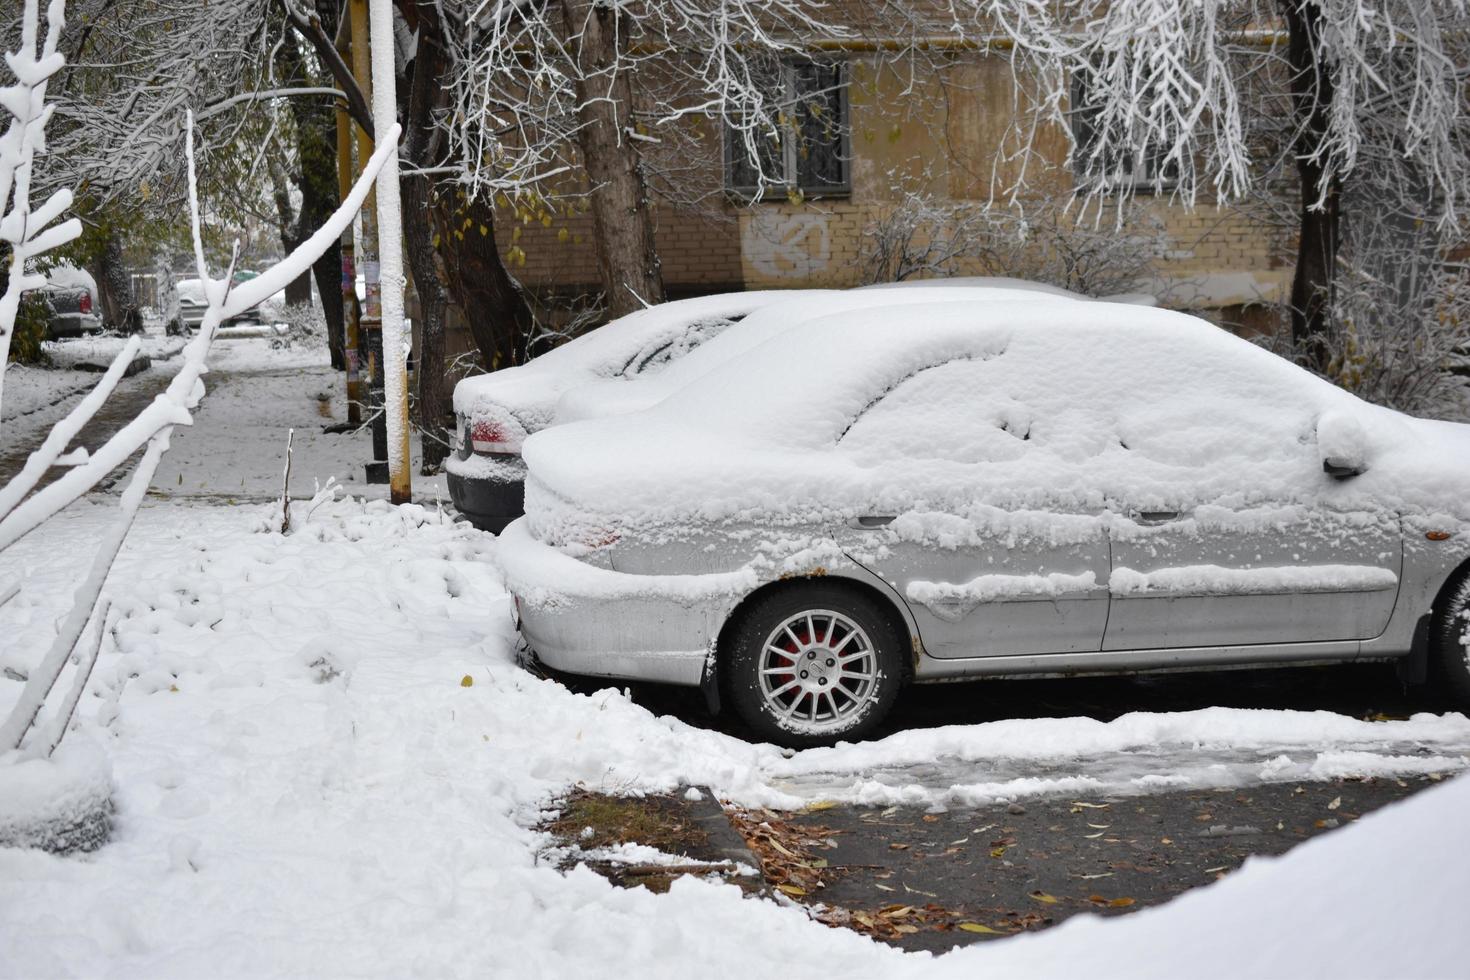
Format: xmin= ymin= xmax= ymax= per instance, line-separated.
xmin=91 ymin=229 xmax=141 ymax=334
xmin=1284 ymin=0 xmax=1340 ymax=374
xmin=402 ymin=1 xmax=452 ymax=472
xmin=430 ymin=192 xmax=535 ymax=370
xmin=560 ymin=0 xmax=664 ymax=318
xmin=281 ymin=29 xmax=346 ymax=369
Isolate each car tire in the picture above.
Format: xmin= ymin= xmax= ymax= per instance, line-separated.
xmin=1430 ymin=569 xmax=1470 ymax=707
xmin=724 ymin=583 xmax=905 ymax=749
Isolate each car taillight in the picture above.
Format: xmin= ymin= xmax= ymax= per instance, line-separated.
xmin=79 ymin=293 xmax=91 ymax=314
xmin=471 ymin=419 xmax=522 ymax=454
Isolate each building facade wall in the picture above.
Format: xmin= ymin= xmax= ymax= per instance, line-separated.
xmin=495 ymin=49 xmax=1288 ymax=319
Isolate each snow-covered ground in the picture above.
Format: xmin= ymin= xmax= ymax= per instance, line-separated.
xmin=0 ymin=493 xmax=1468 ymax=977
xmin=4 ymin=334 xmax=1470 ymax=977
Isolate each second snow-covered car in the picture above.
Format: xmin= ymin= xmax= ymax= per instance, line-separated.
xmin=449 ymin=280 xmax=1120 ymax=532
xmin=498 ymin=299 xmax=1470 ymax=747
xmin=447 ymin=292 xmax=826 ymax=532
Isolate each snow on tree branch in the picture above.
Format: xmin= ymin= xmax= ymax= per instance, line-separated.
xmin=962 ymin=0 xmax=1469 ymax=224
xmin=0 ymin=0 xmax=80 ymax=409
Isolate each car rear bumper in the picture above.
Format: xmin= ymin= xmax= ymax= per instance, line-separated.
xmin=46 ymin=313 xmax=102 ymax=338
xmin=496 ymin=518 xmax=756 ymax=687
xmin=446 ymin=452 xmax=526 ymax=533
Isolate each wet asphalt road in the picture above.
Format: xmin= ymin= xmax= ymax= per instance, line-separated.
xmin=804 ymin=776 xmax=1436 ymax=953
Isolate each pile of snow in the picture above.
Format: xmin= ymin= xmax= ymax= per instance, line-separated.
xmin=2 ymin=497 xmax=1469 ymax=976
xmin=523 ymin=300 xmax=1470 ymax=541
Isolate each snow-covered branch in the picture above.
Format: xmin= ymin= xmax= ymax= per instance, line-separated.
xmin=0 ymin=0 xmax=80 ymax=409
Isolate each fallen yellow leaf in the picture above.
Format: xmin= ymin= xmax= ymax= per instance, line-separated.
xmin=958 ymin=922 xmax=1004 ymax=935
xmin=460 ymin=675 xmax=474 ymax=687
xmin=1029 ymin=891 xmax=1060 ymax=905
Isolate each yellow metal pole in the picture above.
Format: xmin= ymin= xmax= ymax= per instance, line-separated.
xmin=334 ymin=73 xmax=363 ymax=426
xmin=349 ymin=0 xmax=388 ymax=480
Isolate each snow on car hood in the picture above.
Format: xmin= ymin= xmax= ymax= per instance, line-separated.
xmin=451 ymin=291 xmax=825 ymax=431
xmin=522 ymin=300 xmax=1470 ymax=539
xmin=552 ymin=286 xmax=1087 ymax=426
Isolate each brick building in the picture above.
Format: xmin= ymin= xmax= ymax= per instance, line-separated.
xmin=480 ymin=39 xmax=1290 ymax=340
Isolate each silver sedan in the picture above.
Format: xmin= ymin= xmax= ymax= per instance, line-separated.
xmin=498 ymin=299 xmax=1470 ymax=747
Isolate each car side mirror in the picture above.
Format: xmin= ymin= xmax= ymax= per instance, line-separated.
xmin=1317 ymin=411 xmax=1368 ymax=480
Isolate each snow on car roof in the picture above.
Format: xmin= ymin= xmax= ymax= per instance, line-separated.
xmin=552 ymin=285 xmax=1086 ymax=426
xmin=451 ymin=290 xmax=830 ymax=426
xmin=863 ymin=276 xmax=1157 ymax=305
xmin=861 ymin=275 xmax=1084 ymax=296
xmin=523 ymin=300 xmax=1470 ymax=530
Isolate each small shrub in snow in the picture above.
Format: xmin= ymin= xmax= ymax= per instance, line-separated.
xmin=0 ymin=737 xmax=113 ymax=854
xmin=276 ymin=301 xmax=329 ymax=350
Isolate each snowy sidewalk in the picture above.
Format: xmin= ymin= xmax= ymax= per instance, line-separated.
xmin=3 ymin=330 xmax=449 ymax=505
xmin=149 ymin=338 xmax=447 ymax=503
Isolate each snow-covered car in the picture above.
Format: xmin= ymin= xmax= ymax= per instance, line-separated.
xmin=447 ymin=291 xmax=831 ymax=532
xmin=35 ymin=284 xmax=101 ymax=338
xmin=449 ymin=282 xmax=1099 ymax=532
xmin=498 ymin=299 xmax=1470 ymax=747
xmin=174 ymin=277 xmax=268 ymax=333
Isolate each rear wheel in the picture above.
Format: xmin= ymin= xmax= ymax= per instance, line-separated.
xmin=1430 ymin=571 xmax=1470 ymax=707
xmin=724 ymin=584 xmax=904 ymax=748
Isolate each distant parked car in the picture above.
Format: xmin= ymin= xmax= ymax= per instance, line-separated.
xmin=498 ymin=298 xmax=1470 ymax=747
xmin=172 ymin=277 xmax=270 ymax=334
xmin=36 ymin=283 xmax=102 ymax=338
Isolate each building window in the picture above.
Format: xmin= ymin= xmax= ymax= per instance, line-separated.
xmin=726 ymin=59 xmax=849 ymax=201
xmin=1069 ymin=69 xmax=1180 ymax=193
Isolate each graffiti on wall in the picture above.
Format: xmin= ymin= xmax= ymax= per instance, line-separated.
xmin=742 ymin=212 xmax=831 ymax=279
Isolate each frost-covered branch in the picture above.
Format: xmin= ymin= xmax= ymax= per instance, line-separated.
xmin=0 ymin=0 xmax=80 ymax=410
xmin=955 ymin=0 xmax=1470 ymax=226
xmin=444 ymin=0 xmax=861 ymax=200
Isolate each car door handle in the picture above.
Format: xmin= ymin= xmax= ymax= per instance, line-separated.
xmin=1133 ymin=510 xmax=1183 ymax=526
xmin=848 ymin=515 xmax=896 ymax=529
